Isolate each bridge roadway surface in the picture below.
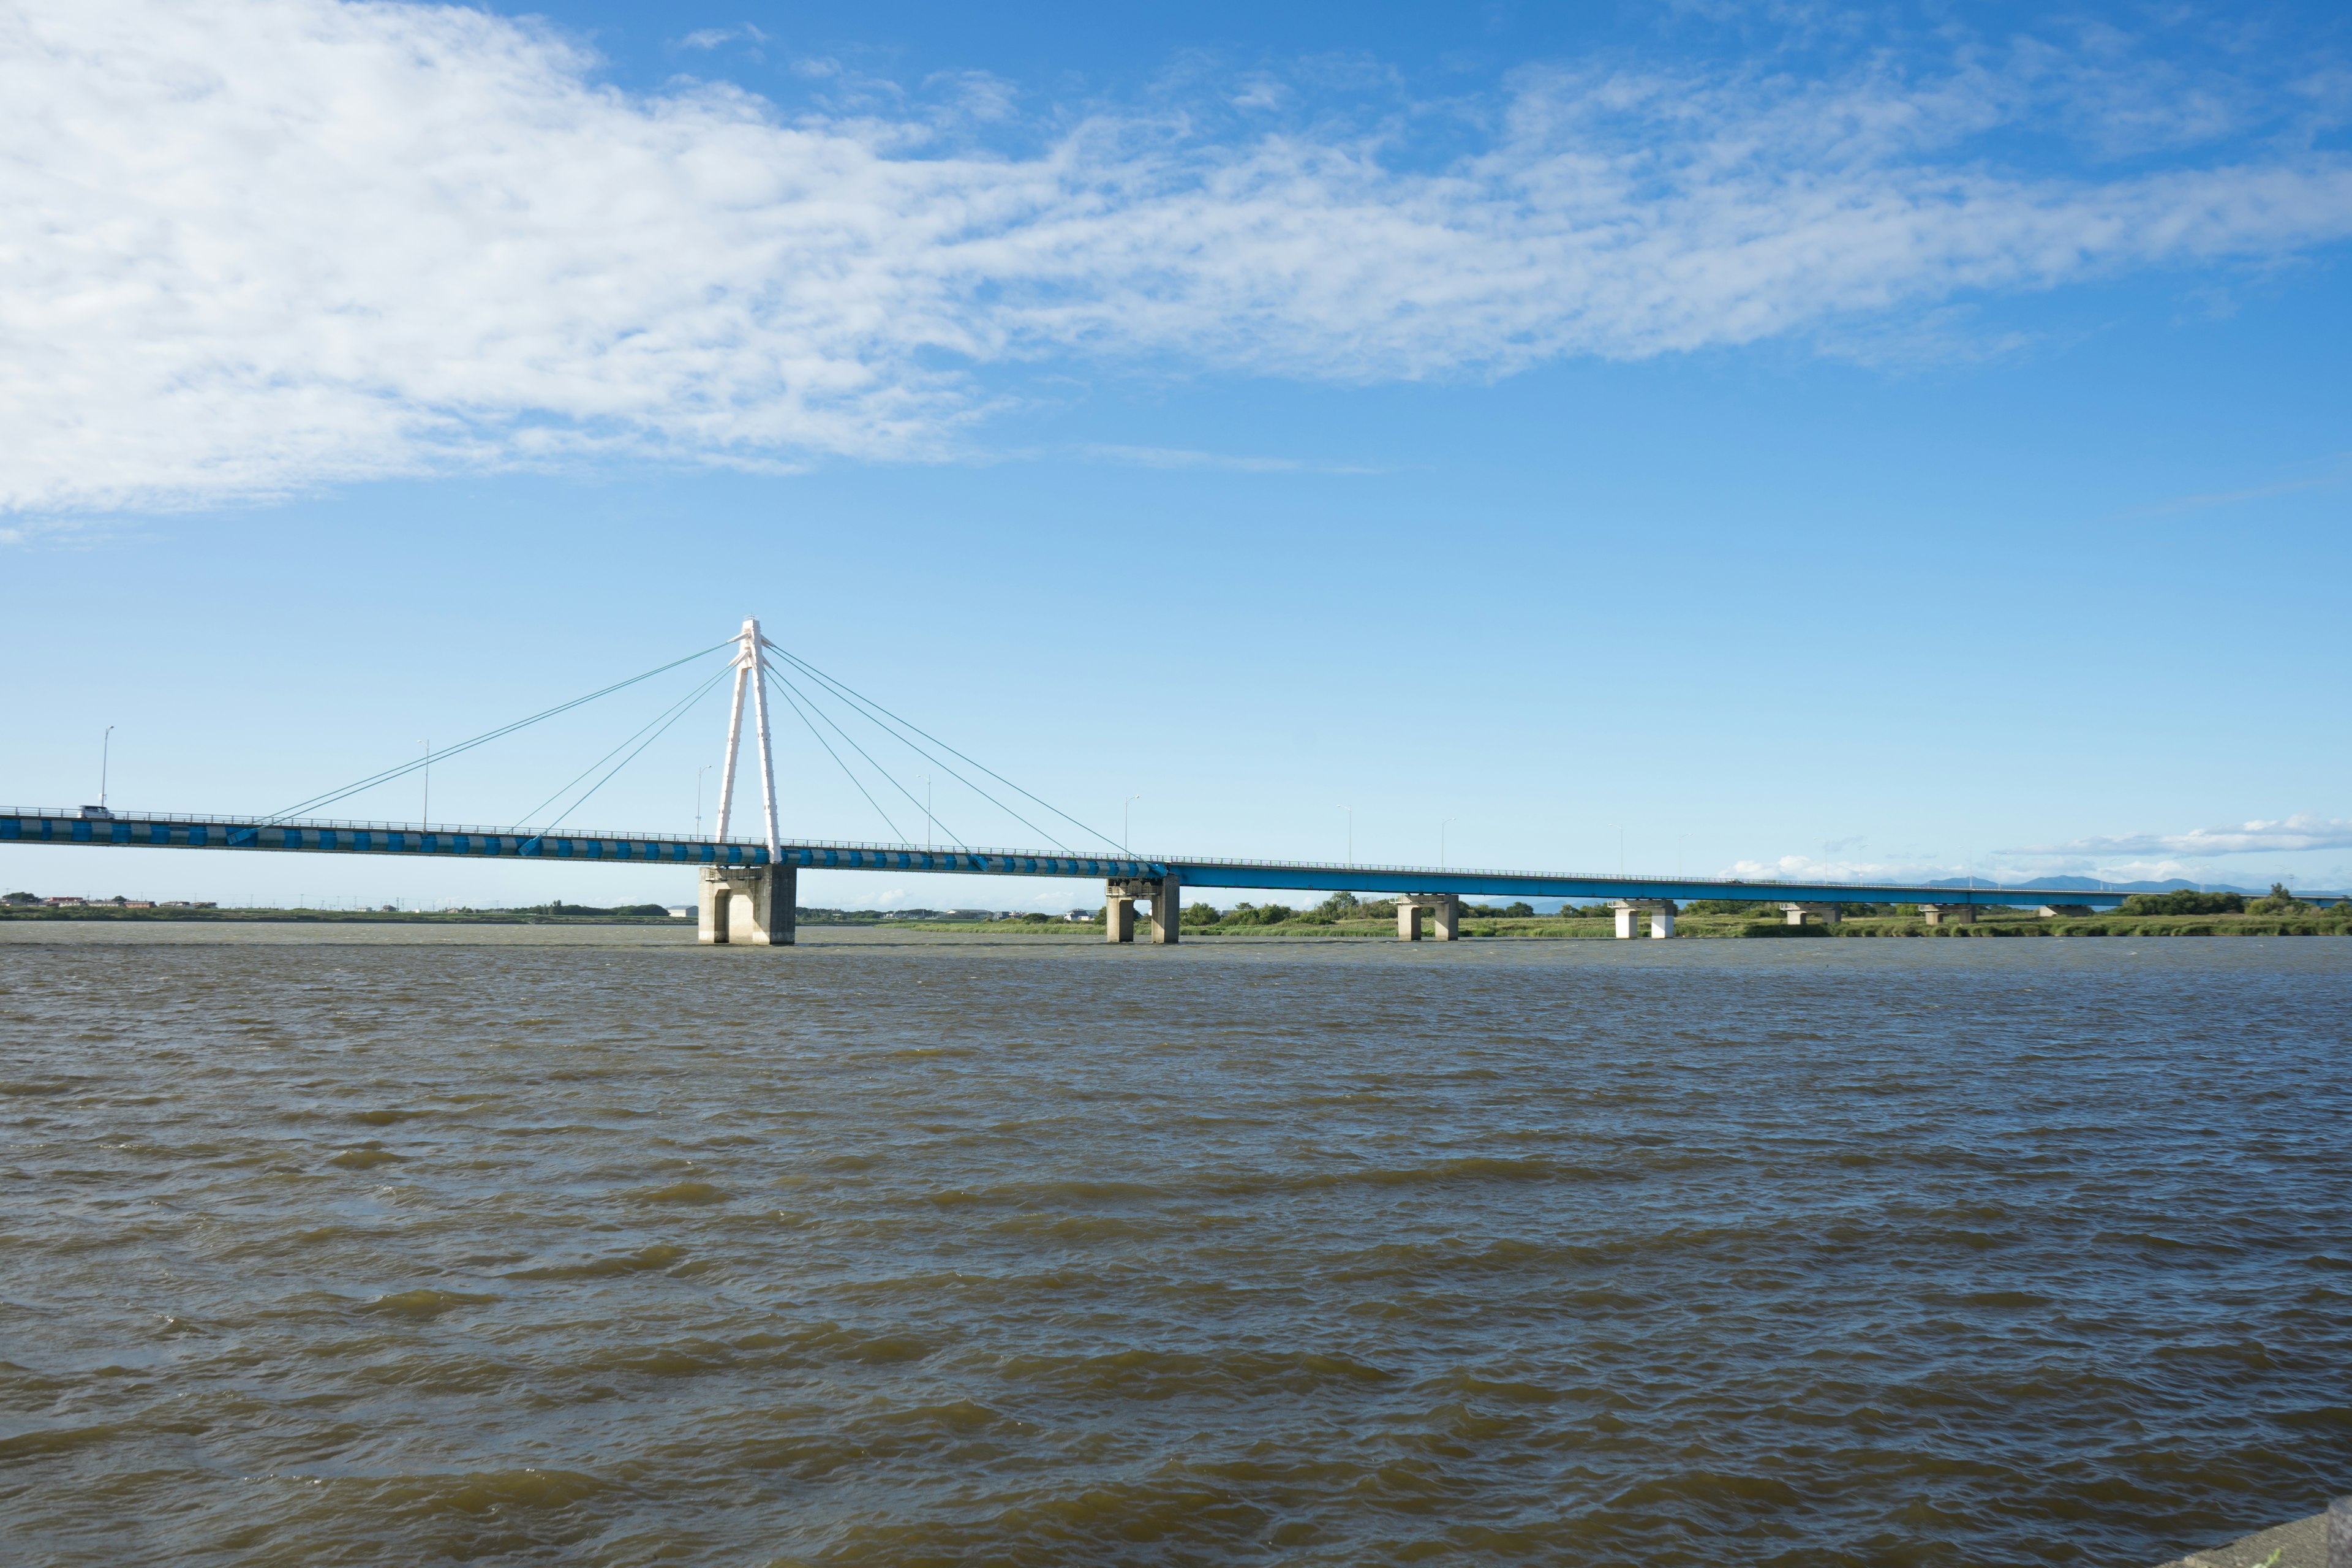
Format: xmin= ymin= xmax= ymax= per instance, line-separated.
xmin=4 ymin=807 xmax=2172 ymax=910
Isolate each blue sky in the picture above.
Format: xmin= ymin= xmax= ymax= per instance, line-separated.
xmin=4 ymin=0 xmax=2348 ymax=910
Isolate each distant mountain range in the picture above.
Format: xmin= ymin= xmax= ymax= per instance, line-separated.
xmin=1924 ymin=875 xmax=2269 ymax=895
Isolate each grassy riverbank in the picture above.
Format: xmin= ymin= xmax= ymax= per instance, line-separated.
xmin=0 ymin=905 xmax=682 ymax=926
xmin=10 ymin=907 xmax=2346 ymax=938
xmin=881 ymin=911 xmax=2352 ymax=938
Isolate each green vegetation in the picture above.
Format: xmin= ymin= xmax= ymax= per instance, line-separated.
xmin=2250 ymin=881 xmax=2313 ymax=913
xmin=519 ymin=900 xmax=669 ymax=918
xmin=2120 ymin=889 xmax=2244 ymax=915
xmin=2 ymin=898 xmax=684 ymax=924
xmin=1166 ymin=903 xmax=2352 ymax=940
xmin=10 ymin=884 xmax=2339 ymax=939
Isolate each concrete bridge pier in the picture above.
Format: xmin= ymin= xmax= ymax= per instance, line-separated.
xmin=1780 ymin=902 xmax=1842 ymax=925
xmin=1107 ymin=875 xmax=1181 ymax=944
xmin=1920 ymin=903 xmax=1977 ymax=927
xmin=1611 ymin=899 xmax=1677 ymax=938
xmin=698 ymin=865 xmax=796 ymax=945
xmin=1395 ymin=894 xmax=1460 ymax=941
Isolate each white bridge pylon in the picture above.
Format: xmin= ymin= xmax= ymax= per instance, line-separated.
xmin=713 ymin=616 xmax=781 ymax=864
xmin=701 ymin=616 xmax=794 ymax=948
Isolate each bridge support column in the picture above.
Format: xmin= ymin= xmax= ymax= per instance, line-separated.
xmin=1920 ymin=903 xmax=1976 ymax=927
xmin=1106 ymin=875 xmax=1181 ymax=944
xmin=1780 ymin=902 xmax=1842 ymax=926
xmin=1611 ymin=899 xmax=1677 ymax=938
xmin=698 ymin=865 xmax=796 ymax=946
xmin=1396 ymin=894 xmax=1459 ymax=941
xmin=1149 ymin=875 xmax=1180 ymax=945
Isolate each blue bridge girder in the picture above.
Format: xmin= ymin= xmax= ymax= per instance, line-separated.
xmin=1 ymin=807 xmax=2172 ymax=909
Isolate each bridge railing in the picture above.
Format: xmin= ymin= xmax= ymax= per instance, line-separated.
xmin=6 ymin=803 xmax=1632 ymax=881
xmin=7 ymin=805 xmax=737 ymax=845
xmin=4 ymin=806 xmax=2143 ymax=898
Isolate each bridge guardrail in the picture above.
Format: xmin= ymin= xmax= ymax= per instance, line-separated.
xmin=3 ymin=806 xmax=2156 ymax=899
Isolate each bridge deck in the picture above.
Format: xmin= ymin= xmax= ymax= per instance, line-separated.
xmin=0 ymin=808 xmax=2214 ymax=909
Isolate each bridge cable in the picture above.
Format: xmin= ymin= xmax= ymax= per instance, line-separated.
xmin=763 ymin=662 xmax=968 ymax=849
xmin=761 ymin=666 xmax=910 ymax=846
xmin=522 ymin=663 xmax=737 ymax=835
xmin=764 ymin=644 xmax=1120 ymax=854
xmin=267 ymin=639 xmax=735 ymax=823
xmin=766 ymin=668 xmax=959 ymax=851
xmin=765 ymin=657 xmax=1069 ymax=853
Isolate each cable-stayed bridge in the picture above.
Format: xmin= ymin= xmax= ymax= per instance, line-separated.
xmin=7 ymin=618 xmax=2158 ymax=944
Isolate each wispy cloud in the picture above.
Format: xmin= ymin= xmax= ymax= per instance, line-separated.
xmin=1724 ymin=854 xmax=1964 ymax=885
xmin=6 ymin=0 xmax=2351 ymax=514
xmin=677 ymin=24 xmax=767 ymax=51
xmin=1072 ymin=444 xmax=1387 ymax=473
xmin=2005 ymin=814 xmax=2352 ymax=858
xmin=2117 ymin=464 xmax=2351 ymax=518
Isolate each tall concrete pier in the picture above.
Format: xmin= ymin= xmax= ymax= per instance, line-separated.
xmin=698 ymin=865 xmax=795 ymax=944
xmin=1611 ymin=899 xmax=1677 ymax=938
xmin=1106 ymin=874 xmax=1182 ymax=943
xmin=1395 ymin=894 xmax=1460 ymax=941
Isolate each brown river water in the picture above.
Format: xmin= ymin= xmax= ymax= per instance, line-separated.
xmin=2 ymin=926 xmax=2347 ymax=1567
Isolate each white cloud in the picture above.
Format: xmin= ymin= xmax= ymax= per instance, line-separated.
xmin=678 ymin=24 xmax=767 ymax=51
xmin=1723 ymin=854 xmax=1961 ymax=885
xmin=1071 ymin=443 xmax=1385 ymax=473
xmin=2004 ymin=814 xmax=2352 ymax=858
xmin=6 ymin=0 xmax=2352 ymax=514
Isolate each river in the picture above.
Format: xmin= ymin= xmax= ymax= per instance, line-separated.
xmin=2 ymin=926 xmax=2346 ymax=1565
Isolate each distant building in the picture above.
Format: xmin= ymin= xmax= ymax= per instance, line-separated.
xmin=665 ymin=907 xmax=693 ymax=919
xmin=45 ymin=896 xmax=86 ymax=906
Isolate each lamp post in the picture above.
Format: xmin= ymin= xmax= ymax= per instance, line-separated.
xmin=1336 ymin=804 xmax=1352 ymax=867
xmin=420 ymin=741 xmax=431 ymax=828
xmin=695 ymin=765 xmax=711 ymax=839
xmin=1123 ymin=795 xmax=1142 ymax=857
xmin=1678 ymin=834 xmax=1691 ymax=878
xmin=1441 ymin=817 xmax=1455 ymax=870
xmin=919 ymin=775 xmax=933 ymax=851
xmin=1611 ymin=824 xmax=1624 ymax=877
xmin=99 ymin=726 xmax=113 ymax=809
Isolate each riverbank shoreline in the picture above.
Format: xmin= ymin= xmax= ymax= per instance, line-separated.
xmin=2154 ymin=1507 xmax=2335 ymax=1567
xmin=5 ymin=907 xmax=2348 ymax=937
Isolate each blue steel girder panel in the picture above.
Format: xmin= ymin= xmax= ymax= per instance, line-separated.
xmin=1160 ymin=864 xmax=2127 ymax=907
xmin=0 ymin=812 xmax=2147 ymax=907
